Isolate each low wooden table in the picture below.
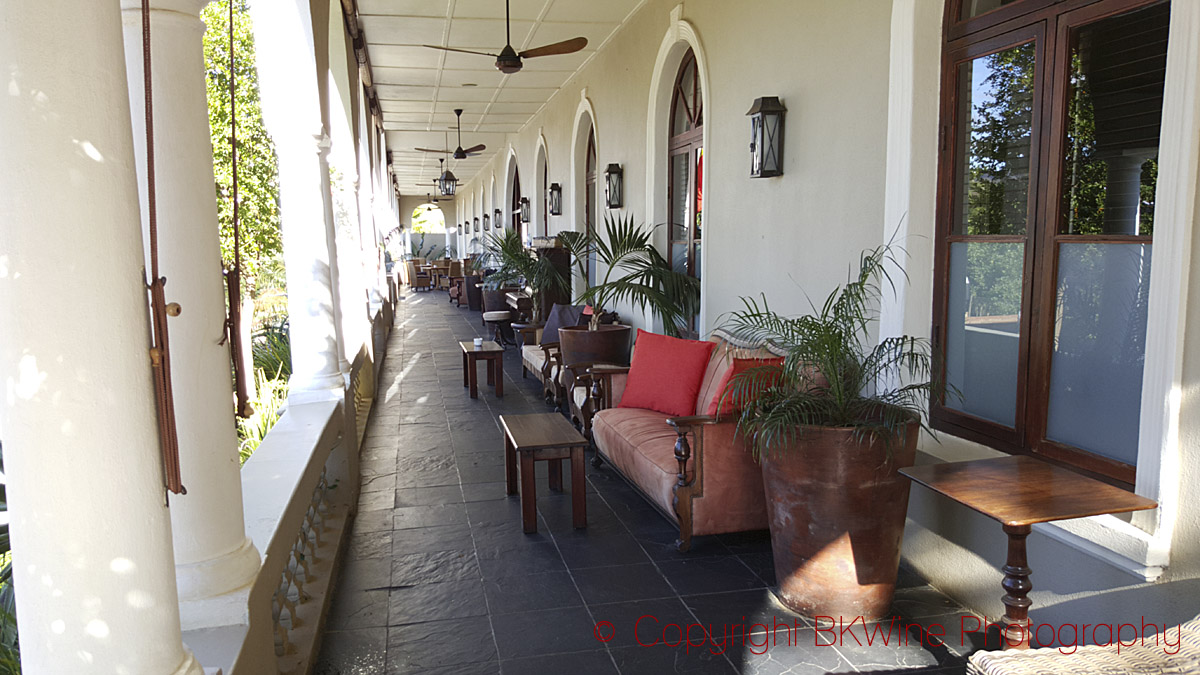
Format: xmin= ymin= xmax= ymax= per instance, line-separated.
xmin=499 ymin=413 xmax=589 ymax=534
xmin=460 ymin=340 xmax=504 ymax=399
xmin=900 ymin=456 xmax=1156 ymax=649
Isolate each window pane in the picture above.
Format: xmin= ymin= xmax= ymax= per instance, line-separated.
xmin=945 ymin=242 xmax=1024 ymax=426
xmin=1046 ymin=243 xmax=1151 ymax=465
xmin=671 ymin=153 xmax=689 ymax=242
xmin=1059 ymin=3 xmax=1168 ymax=236
xmin=694 ymin=147 xmax=703 ymax=240
xmin=954 ymin=42 xmax=1036 ymax=235
xmin=671 ymin=242 xmax=688 ymax=276
xmin=960 ymin=0 xmax=1021 ymax=20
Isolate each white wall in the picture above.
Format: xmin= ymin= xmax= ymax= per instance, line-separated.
xmin=457 ymin=0 xmax=892 ymax=333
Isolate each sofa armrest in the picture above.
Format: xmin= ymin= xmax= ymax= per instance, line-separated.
xmin=665 ymin=415 xmax=719 ymax=430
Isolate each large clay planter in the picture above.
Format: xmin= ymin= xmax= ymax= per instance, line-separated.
xmin=558 ymin=324 xmax=632 ymax=367
xmin=761 ymin=422 xmax=918 ymax=620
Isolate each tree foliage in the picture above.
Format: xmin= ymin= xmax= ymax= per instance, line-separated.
xmin=202 ymin=0 xmax=282 ymax=296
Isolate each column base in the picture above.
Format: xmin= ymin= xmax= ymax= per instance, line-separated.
xmin=169 ymin=649 xmax=206 ymax=675
xmin=176 ymin=536 xmax=261 ymax=603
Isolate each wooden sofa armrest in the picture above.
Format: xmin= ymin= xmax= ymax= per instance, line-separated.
xmin=665 ymin=415 xmax=719 ymax=429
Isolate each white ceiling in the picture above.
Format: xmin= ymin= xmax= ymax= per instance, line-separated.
xmin=355 ymin=0 xmax=646 ymax=197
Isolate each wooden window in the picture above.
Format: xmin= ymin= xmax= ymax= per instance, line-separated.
xmin=668 ymin=48 xmax=703 ymax=339
xmin=511 ymin=164 xmax=522 ymax=243
xmin=932 ymin=0 xmax=1169 ymax=487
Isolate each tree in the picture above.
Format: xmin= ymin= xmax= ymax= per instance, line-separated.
xmin=202 ymin=0 xmax=282 ymax=298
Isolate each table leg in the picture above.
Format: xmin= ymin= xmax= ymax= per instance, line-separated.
xmin=571 ymin=446 xmax=586 ymax=529
xmin=505 ymin=434 xmax=517 ymax=496
xmin=462 ymin=351 xmax=468 ymax=387
xmin=520 ymin=452 xmax=537 ymax=534
xmin=487 ymin=357 xmax=495 ymax=386
xmin=1000 ymin=524 xmax=1033 ymax=649
xmin=468 ymin=356 xmax=478 ymax=399
xmin=495 ymin=357 xmax=503 ymax=397
xmin=548 ymin=459 xmax=563 ymax=492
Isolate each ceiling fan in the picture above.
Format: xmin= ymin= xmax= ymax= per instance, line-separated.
xmin=415 ymin=109 xmax=485 ymax=160
xmin=423 ymin=0 xmax=588 ymax=75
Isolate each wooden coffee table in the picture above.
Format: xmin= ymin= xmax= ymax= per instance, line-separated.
xmin=901 ymin=456 xmax=1156 ymax=649
xmin=460 ymin=340 xmax=504 ymax=399
xmin=499 ymin=413 xmax=589 ymax=534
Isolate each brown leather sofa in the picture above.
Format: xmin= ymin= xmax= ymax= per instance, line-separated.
xmin=582 ymin=329 xmax=780 ymax=552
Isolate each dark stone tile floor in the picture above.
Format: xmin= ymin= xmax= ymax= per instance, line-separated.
xmin=315 ymin=290 xmax=983 ymax=675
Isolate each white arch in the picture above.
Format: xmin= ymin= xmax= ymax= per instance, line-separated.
xmin=645 ymin=11 xmax=711 ymax=333
xmin=502 ymin=144 xmax=520 ymax=240
xmin=535 ymin=130 xmax=549 ymax=238
xmin=570 ymin=89 xmax=599 ymax=238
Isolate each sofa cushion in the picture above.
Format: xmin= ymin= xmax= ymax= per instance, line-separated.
xmin=592 ymin=408 xmax=690 ymax=519
xmin=706 ymin=357 xmax=785 ymax=417
xmin=619 ymin=330 xmax=715 ymax=418
xmin=522 ymin=345 xmax=547 ymax=375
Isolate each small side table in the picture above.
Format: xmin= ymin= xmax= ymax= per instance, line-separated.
xmin=499 ymin=413 xmax=589 ymax=534
xmin=460 ymin=340 xmax=504 ymax=399
xmin=901 ymin=456 xmax=1156 ymax=649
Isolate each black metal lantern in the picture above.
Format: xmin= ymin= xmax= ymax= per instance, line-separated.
xmin=482 ymin=214 xmax=489 ymax=231
xmin=747 ymin=96 xmax=786 ymax=178
xmin=548 ymin=183 xmax=562 ymax=215
xmin=494 ymin=208 xmax=503 ymax=229
xmin=473 ymin=217 xmax=480 ymax=233
xmin=520 ymin=197 xmax=531 ymax=223
xmin=604 ymin=163 xmax=623 ymax=209
xmin=437 ymin=158 xmax=458 ymax=196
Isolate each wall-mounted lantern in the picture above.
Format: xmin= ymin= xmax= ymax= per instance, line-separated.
xmin=494 ymin=208 xmax=503 ymax=229
xmin=747 ymin=96 xmax=786 ymax=178
xmin=548 ymin=183 xmax=562 ymax=215
xmin=473 ymin=217 xmax=480 ymax=233
xmin=482 ymin=214 xmax=489 ymax=231
xmin=520 ymin=197 xmax=531 ymax=223
xmin=604 ymin=164 xmax=623 ymax=209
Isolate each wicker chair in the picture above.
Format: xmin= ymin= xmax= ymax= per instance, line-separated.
xmin=406 ymin=261 xmax=432 ymax=291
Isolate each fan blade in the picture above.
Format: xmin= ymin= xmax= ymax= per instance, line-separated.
xmin=462 ymin=144 xmax=487 ymax=154
xmin=415 ymin=147 xmax=453 ymax=153
xmin=520 ymin=37 xmax=587 ymax=59
xmin=423 ymin=44 xmax=499 ymax=58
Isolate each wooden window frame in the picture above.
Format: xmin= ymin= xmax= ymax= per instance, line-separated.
xmin=932 ymin=0 xmax=1167 ymax=488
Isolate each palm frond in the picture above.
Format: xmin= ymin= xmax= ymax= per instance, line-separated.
xmin=717 ymin=244 xmax=942 ymax=459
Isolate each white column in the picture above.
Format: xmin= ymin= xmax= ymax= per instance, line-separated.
xmin=318 ymin=136 xmax=353 ymax=376
xmin=119 ymin=0 xmax=261 ymax=613
xmin=250 ymin=0 xmax=345 ymax=399
xmin=0 ymin=2 xmax=202 ymax=673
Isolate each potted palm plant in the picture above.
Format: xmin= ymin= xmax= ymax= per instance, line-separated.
xmin=557 ymin=212 xmax=700 ymax=365
xmin=479 ymin=228 xmax=568 ymax=324
xmin=720 ymin=245 xmax=942 ymax=620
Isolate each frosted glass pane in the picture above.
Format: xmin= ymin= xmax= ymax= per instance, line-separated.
xmin=1046 ymin=243 xmax=1151 ymax=465
xmin=945 ymin=242 xmax=1023 ymax=426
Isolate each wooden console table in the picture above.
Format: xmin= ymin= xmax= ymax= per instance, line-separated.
xmin=900 ymin=456 xmax=1156 ymax=649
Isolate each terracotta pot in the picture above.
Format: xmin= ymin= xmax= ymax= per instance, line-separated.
xmin=760 ymin=422 xmax=918 ymax=620
xmin=558 ymin=324 xmax=631 ymax=367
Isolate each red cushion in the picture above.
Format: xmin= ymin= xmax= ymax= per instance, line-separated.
xmin=706 ymin=357 xmax=785 ymax=417
xmin=618 ymin=329 xmax=716 ymax=418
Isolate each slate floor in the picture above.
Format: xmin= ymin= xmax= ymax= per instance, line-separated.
xmin=314 ymin=290 xmax=989 ymax=674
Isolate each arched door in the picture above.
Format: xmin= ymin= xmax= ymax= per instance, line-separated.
xmin=668 ymin=49 xmax=702 ymax=337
